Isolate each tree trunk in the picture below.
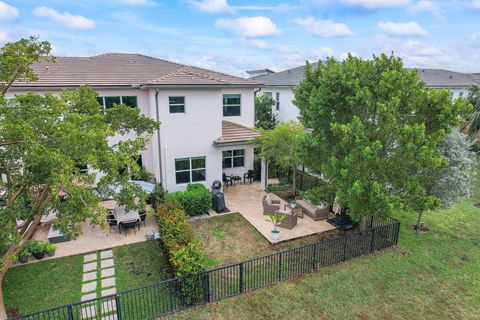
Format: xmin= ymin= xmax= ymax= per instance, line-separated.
xmin=416 ymin=211 xmax=423 ymax=233
xmin=359 ymin=216 xmax=367 ymax=231
xmin=0 ymin=214 xmax=42 ymax=318
xmin=292 ymin=168 xmax=297 ymax=196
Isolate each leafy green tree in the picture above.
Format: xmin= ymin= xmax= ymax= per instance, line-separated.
xmin=294 ymin=54 xmax=467 ymax=228
xmin=254 ymin=122 xmax=306 ymax=195
xmin=461 ymin=85 xmax=480 ymax=140
xmin=255 ymin=95 xmax=278 ymax=130
xmin=0 ymin=38 xmax=159 ymax=316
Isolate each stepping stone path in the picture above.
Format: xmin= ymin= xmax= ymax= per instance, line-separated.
xmin=80 ymin=249 xmax=117 ymax=319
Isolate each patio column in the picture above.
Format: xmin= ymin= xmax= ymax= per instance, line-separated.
xmin=260 ymin=158 xmax=268 ymax=191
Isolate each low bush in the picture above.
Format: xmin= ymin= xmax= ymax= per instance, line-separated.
xmin=155 ymin=201 xmax=194 ymax=251
xmin=166 ymin=183 xmax=212 ymax=216
xmin=148 ymin=183 xmax=166 ymax=207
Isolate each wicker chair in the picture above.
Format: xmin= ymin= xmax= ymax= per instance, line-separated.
xmin=262 ymin=194 xmax=281 ymax=215
xmin=277 ymin=207 xmax=298 ymax=230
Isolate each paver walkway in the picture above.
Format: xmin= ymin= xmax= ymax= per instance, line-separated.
xmin=80 ymin=249 xmax=117 ymax=319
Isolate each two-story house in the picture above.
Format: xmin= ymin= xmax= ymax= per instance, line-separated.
xmin=249 ymin=65 xmax=480 ymax=123
xmin=7 ymin=53 xmax=263 ymax=192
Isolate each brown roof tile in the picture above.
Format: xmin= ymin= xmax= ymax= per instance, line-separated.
xmin=11 ymin=53 xmax=262 ymax=89
xmin=214 ymin=121 xmax=260 ymax=146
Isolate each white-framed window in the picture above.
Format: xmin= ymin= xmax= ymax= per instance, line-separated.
xmin=223 ymin=94 xmax=241 ymax=116
xmin=175 ymin=156 xmax=206 ymax=184
xmin=169 ymin=96 xmax=185 ymax=113
xmin=459 ymin=91 xmax=464 ymax=97
xmin=222 ymin=149 xmax=245 ymax=168
xmin=275 ymin=92 xmax=280 ymax=110
xmin=97 ymin=96 xmax=138 ymax=108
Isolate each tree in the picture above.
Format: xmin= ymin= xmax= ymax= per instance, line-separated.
xmin=255 ymin=95 xmax=278 ymax=130
xmin=253 ymin=122 xmax=306 ymax=195
xmin=294 ymin=54 xmax=467 ymax=228
xmin=0 ymin=38 xmax=159 ymax=317
xmin=461 ymin=85 xmax=480 ymax=140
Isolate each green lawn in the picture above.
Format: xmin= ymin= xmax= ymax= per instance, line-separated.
xmin=3 ymin=254 xmax=83 ymax=316
xmin=113 ymin=240 xmax=170 ymax=292
xmin=169 ymin=198 xmax=480 ymax=320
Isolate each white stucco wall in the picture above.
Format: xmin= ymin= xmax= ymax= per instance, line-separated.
xmin=258 ymin=86 xmax=299 ymax=123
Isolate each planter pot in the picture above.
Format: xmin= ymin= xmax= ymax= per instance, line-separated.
xmin=32 ymin=251 xmax=45 ymax=260
xmin=19 ymin=256 xmax=28 ymax=264
xmin=47 ymin=250 xmax=56 ymax=257
xmin=290 ymin=203 xmax=297 ymax=209
xmin=271 ymin=230 xmax=281 ymax=241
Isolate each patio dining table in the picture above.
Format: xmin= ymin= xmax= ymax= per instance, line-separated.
xmin=113 ymin=206 xmax=141 ymax=224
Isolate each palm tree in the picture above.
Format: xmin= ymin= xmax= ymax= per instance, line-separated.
xmin=461 ymin=85 xmax=480 ymax=139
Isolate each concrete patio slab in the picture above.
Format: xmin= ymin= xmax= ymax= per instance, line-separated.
xmin=101 ymin=267 xmax=115 ymax=278
xmin=102 ymin=315 xmax=118 ymax=320
xmin=81 ymin=293 xmax=97 ymax=302
xmin=83 ymin=253 xmax=97 ymax=263
xmin=101 ymin=259 xmax=114 ymax=269
xmin=101 ymin=277 xmax=115 ymax=288
xmin=223 ymin=182 xmax=336 ymax=244
xmin=101 ymin=300 xmax=117 ymax=313
xmin=82 ymin=271 xmax=97 ymax=282
xmin=83 ymin=262 xmax=97 ymax=273
xmin=81 ymin=281 xmax=97 ymax=293
xmin=100 ymin=250 xmax=113 ymax=260
xmin=102 ymin=288 xmax=116 ymax=296
xmin=80 ymin=305 xmax=97 ymax=319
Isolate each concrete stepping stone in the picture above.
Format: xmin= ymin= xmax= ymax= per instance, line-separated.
xmin=81 ymin=281 xmax=97 ymax=293
xmin=102 ymin=315 xmax=118 ymax=320
xmin=81 ymin=293 xmax=97 ymax=302
xmin=102 ymin=287 xmax=116 ymax=297
xmin=83 ymin=262 xmax=97 ymax=272
xmin=100 ymin=259 xmax=114 ymax=269
xmin=100 ymin=250 xmax=113 ymax=260
xmin=84 ymin=253 xmax=97 ymax=263
xmin=101 ymin=267 xmax=115 ymax=278
xmin=101 ymin=277 xmax=115 ymax=288
xmin=101 ymin=300 xmax=117 ymax=313
xmin=80 ymin=305 xmax=97 ymax=319
xmin=82 ymin=271 xmax=97 ymax=282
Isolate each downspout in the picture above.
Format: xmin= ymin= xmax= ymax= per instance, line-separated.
xmin=155 ymin=89 xmax=163 ymax=186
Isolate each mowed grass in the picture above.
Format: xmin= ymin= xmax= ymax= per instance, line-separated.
xmin=192 ymin=213 xmax=341 ymax=268
xmin=3 ymin=254 xmax=83 ymax=316
xmin=113 ymin=240 xmax=170 ymax=292
xmin=170 ymin=199 xmax=480 ymax=319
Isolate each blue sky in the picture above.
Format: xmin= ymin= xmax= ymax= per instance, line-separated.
xmin=1 ymin=0 xmax=480 ymax=76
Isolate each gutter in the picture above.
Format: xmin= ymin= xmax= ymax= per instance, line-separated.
xmin=155 ymin=90 xmax=163 ymax=186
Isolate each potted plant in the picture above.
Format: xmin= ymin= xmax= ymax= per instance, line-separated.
xmin=18 ymin=249 xmax=29 ymax=264
xmin=45 ymin=244 xmax=57 ymax=257
xmin=290 ymin=199 xmax=297 ymax=208
xmin=27 ymin=240 xmax=46 ymax=260
xmin=266 ymin=213 xmax=285 ymax=241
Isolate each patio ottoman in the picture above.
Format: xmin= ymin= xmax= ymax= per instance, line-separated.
xmin=48 ymin=224 xmax=70 ymax=243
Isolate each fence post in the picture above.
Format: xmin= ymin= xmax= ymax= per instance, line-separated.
xmin=312 ymin=243 xmax=318 ymax=270
xmin=239 ymin=263 xmax=244 ymax=293
xmin=115 ymin=294 xmax=122 ymax=320
xmin=342 ymin=236 xmax=348 ymax=261
xmin=203 ymin=272 xmax=210 ymax=303
xmin=67 ymin=304 xmax=74 ymax=320
xmin=278 ymin=252 xmax=283 ymax=282
xmin=370 ymin=227 xmax=376 ymax=253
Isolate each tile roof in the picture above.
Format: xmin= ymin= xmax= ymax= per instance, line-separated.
xmin=11 ymin=53 xmax=261 ymax=89
xmin=214 ymin=121 xmax=260 ymax=146
xmin=253 ymin=63 xmax=478 ymax=88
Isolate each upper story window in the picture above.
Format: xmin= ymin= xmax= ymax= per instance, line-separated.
xmin=169 ymin=96 xmax=185 ymax=113
xmin=222 ymin=149 xmax=245 ymax=168
xmin=459 ymin=91 xmax=464 ymax=97
xmin=275 ymin=92 xmax=280 ymax=111
xmin=175 ymin=156 xmax=206 ymax=184
xmin=263 ymin=92 xmax=272 ymax=98
xmin=223 ymin=94 xmax=241 ymax=117
xmin=97 ymin=96 xmax=138 ymax=108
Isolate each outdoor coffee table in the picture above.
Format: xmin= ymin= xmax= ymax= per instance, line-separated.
xmin=286 ymin=205 xmax=303 ymax=218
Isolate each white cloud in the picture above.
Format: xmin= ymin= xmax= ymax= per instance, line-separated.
xmin=409 ymin=0 xmax=444 ymax=19
xmin=232 ymin=4 xmax=299 ymax=12
xmin=33 ymin=7 xmax=96 ymax=29
xmin=115 ymin=0 xmax=156 ymax=5
xmin=0 ymin=1 xmax=19 ymax=21
xmin=405 ymin=40 xmax=442 ymax=56
xmin=293 ymin=17 xmax=353 ymax=38
xmin=464 ymin=0 xmax=480 ymax=9
xmin=377 ymin=21 xmax=427 ymax=36
xmin=341 ymin=0 xmax=411 ymax=8
xmin=244 ymin=38 xmax=269 ymax=49
xmin=188 ymin=0 xmax=234 ymax=13
xmin=215 ymin=16 xmax=280 ymax=37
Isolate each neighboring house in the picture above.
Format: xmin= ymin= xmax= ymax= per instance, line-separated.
xmin=7 ymin=53 xmax=262 ymax=192
xmin=249 ymin=64 xmax=480 ymax=123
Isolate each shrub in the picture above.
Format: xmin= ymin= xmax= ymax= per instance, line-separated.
xmin=154 ymin=200 xmax=194 ymax=251
xmin=149 ymin=183 xmax=166 ymax=206
xmin=166 ymin=183 xmax=212 ymax=216
xmin=25 ymin=240 xmax=46 ymax=254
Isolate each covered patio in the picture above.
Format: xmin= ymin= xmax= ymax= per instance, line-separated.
xmin=223 ymin=181 xmax=336 ymax=244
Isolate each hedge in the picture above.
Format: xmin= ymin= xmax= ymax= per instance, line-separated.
xmin=166 ymin=183 xmax=212 ymax=216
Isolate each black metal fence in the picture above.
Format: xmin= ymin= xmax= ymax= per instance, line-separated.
xmin=12 ymin=217 xmax=400 ymax=320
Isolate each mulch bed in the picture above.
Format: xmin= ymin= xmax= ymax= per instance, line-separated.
xmin=474 ymin=202 xmax=480 ymax=208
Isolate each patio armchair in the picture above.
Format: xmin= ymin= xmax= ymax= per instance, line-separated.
xmin=120 ymin=219 xmax=139 ymax=236
xmin=243 ymin=170 xmax=255 ymax=184
xmin=139 ymin=210 xmax=147 ymax=227
xmin=276 ymin=208 xmax=298 ymax=230
xmin=262 ymin=194 xmax=281 ymax=215
xmin=222 ymin=173 xmax=232 ymax=187
xmin=296 ymin=199 xmax=330 ymax=221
